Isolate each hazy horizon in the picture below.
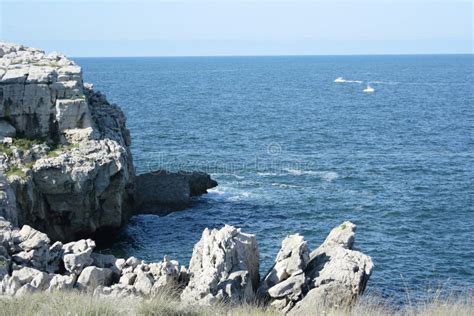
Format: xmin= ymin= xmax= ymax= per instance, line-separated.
xmin=1 ymin=0 xmax=472 ymax=57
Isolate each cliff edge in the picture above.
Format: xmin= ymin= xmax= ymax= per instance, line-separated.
xmin=0 ymin=43 xmax=135 ymax=241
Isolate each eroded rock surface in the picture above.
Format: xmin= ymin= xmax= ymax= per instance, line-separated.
xmin=0 ymin=42 xmax=135 ymax=241
xmin=181 ymin=225 xmax=260 ymax=305
xmin=0 ymin=217 xmax=373 ymax=311
xmin=258 ymin=221 xmax=374 ymax=313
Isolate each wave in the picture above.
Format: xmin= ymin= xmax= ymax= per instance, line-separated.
xmin=206 ymin=187 xmax=252 ymax=202
xmin=257 ymin=172 xmax=279 ymax=176
xmin=335 ymin=77 xmax=363 ymax=84
xmin=283 ymin=168 xmax=339 ymax=181
xmin=271 ymin=183 xmax=301 ymax=189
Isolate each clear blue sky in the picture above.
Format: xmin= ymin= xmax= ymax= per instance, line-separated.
xmin=1 ymin=0 xmax=472 ymax=56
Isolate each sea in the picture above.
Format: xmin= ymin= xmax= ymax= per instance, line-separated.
xmin=77 ymin=54 xmax=474 ymax=305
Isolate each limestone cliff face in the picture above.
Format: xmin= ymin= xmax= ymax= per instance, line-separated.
xmin=0 ymin=43 xmax=135 ymax=241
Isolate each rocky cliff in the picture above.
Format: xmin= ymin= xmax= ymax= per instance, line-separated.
xmin=0 ymin=43 xmax=135 ymax=241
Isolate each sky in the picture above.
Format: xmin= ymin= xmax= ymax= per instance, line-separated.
xmin=0 ymin=0 xmax=472 ymax=57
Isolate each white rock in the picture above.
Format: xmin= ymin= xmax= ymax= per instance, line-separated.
xmin=133 ymin=270 xmax=154 ymax=295
xmin=76 ymin=266 xmax=113 ymax=291
xmin=47 ymin=274 xmax=76 ymax=291
xmin=18 ymin=225 xmax=50 ymax=251
xmin=260 ymin=234 xmax=309 ymax=295
xmin=181 ymin=225 xmax=260 ymax=305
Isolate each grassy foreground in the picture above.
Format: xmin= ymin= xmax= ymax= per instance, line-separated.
xmin=0 ymin=291 xmax=472 ymax=316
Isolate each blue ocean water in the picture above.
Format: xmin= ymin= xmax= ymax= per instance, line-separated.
xmin=78 ymin=55 xmax=474 ymax=304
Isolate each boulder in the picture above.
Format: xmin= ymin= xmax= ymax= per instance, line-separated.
xmin=62 ymin=239 xmax=95 ymax=275
xmin=180 ymin=225 xmax=259 ymax=305
xmin=135 ymin=171 xmax=217 ymax=213
xmin=47 ymin=274 xmax=76 ymax=291
xmin=76 ymin=266 xmax=113 ymax=291
xmin=91 ymin=252 xmax=124 ymax=277
xmin=133 ymin=270 xmax=154 ymax=295
xmin=17 ymin=225 xmax=50 ymax=251
xmin=11 ymin=267 xmax=43 ymax=285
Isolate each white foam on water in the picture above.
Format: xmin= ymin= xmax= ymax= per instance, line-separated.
xmin=283 ymin=168 xmax=339 ymax=182
xmin=334 ymin=77 xmax=363 ymax=84
xmin=207 ymin=186 xmax=252 ymax=202
xmin=257 ymin=172 xmax=280 ymax=176
xmin=271 ymin=183 xmax=301 ymax=189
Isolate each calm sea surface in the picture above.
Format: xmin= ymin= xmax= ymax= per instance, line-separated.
xmin=78 ymin=55 xmax=474 ymax=304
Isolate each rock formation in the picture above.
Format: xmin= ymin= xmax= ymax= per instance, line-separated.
xmin=180 ymin=225 xmax=259 ymax=305
xmin=0 ymin=43 xmax=135 ymax=241
xmin=257 ymin=221 xmax=374 ymax=313
xmin=135 ymin=170 xmax=218 ymax=213
xmin=0 ymin=218 xmax=372 ymax=312
xmin=0 ymin=218 xmax=188 ymax=297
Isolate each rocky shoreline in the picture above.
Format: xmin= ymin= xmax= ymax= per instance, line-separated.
xmin=0 ymin=43 xmax=373 ymax=312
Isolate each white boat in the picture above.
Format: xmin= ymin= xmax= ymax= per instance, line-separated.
xmin=334 ymin=77 xmax=346 ymax=83
xmin=363 ymin=84 xmax=375 ymax=93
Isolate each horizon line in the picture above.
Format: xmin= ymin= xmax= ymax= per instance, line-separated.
xmin=72 ymin=52 xmax=474 ymax=59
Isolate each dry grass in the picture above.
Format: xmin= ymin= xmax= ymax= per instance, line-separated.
xmin=0 ymin=290 xmax=471 ymax=316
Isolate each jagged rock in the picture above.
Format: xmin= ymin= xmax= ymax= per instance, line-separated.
xmin=319 ymin=221 xmax=356 ymax=249
xmin=257 ymin=222 xmax=373 ymax=313
xmin=135 ymin=171 xmax=217 ymax=213
xmin=290 ymin=222 xmax=373 ymax=313
xmin=258 ymin=234 xmax=310 ymax=311
xmin=0 ymin=42 xmax=135 ymax=242
xmin=76 ymin=266 xmax=113 ymax=291
xmin=148 ymin=256 xmax=187 ymax=294
xmin=133 ymin=270 xmax=154 ymax=295
xmin=259 ymin=234 xmax=309 ymax=295
xmin=180 ymin=225 xmax=259 ymax=305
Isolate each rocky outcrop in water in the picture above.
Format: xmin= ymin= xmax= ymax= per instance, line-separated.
xmin=0 ymin=43 xmax=135 ymax=241
xmin=136 ymin=171 xmax=218 ymax=213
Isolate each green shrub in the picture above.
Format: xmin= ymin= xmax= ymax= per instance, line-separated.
xmin=5 ymin=166 xmax=26 ymax=179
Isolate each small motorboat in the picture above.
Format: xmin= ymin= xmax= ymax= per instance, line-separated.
xmin=363 ymin=84 xmax=375 ymax=93
xmin=334 ymin=77 xmax=346 ymax=83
